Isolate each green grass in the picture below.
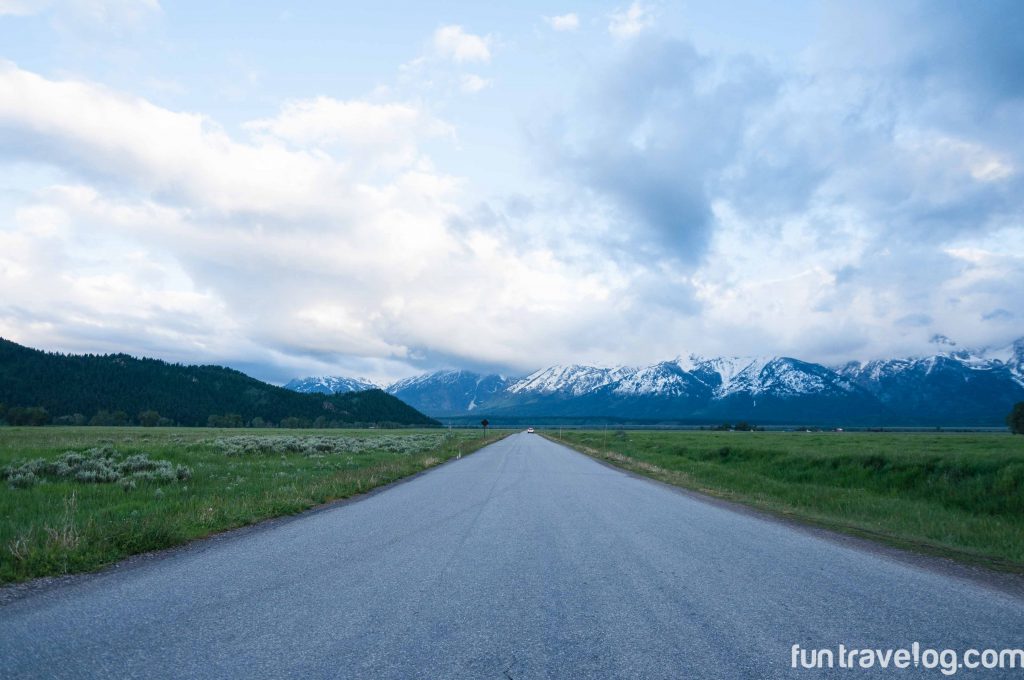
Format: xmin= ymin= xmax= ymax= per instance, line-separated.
xmin=0 ymin=426 xmax=506 ymax=585
xmin=549 ymin=430 xmax=1024 ymax=571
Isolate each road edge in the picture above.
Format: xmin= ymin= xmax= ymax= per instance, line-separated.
xmin=542 ymin=433 xmax=1024 ymax=601
xmin=0 ymin=431 xmax=512 ymax=607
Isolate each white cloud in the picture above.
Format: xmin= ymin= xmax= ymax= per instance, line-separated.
xmin=460 ymin=74 xmax=492 ymax=93
xmin=432 ymin=24 xmax=492 ymax=63
xmin=244 ymin=96 xmax=454 ymax=170
xmin=0 ymin=185 xmax=234 ymax=361
xmin=0 ymin=62 xmax=457 ymax=217
xmin=608 ymin=2 xmax=653 ymax=40
xmin=0 ymin=63 xmax=645 ymax=381
xmin=399 ymin=27 xmax=496 ymax=98
xmin=894 ymin=131 xmax=1015 ymax=183
xmin=544 ymin=13 xmax=579 ymax=32
xmin=245 ymin=97 xmax=443 ymax=147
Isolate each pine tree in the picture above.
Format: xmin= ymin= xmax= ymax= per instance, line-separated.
xmin=1008 ymin=402 xmax=1024 ymax=435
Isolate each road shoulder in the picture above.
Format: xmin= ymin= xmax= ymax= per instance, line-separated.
xmin=543 ymin=433 xmax=1024 ymax=601
xmin=0 ymin=434 xmax=508 ymax=608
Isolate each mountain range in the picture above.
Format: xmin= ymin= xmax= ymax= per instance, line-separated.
xmin=285 ymin=338 xmax=1024 ymax=426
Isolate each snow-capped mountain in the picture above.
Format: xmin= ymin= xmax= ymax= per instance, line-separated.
xmin=387 ymin=370 xmax=515 ymax=417
xmin=284 ymin=375 xmax=379 ymax=394
xmin=503 ymin=356 xmax=861 ymax=403
xmin=683 ymin=356 xmax=887 ymax=424
xmin=508 ymin=364 xmax=634 ymax=396
xmin=610 ymin=361 xmax=710 ymax=398
xmin=838 ymin=338 xmax=1024 ymax=383
xmin=836 ymin=338 xmax=1024 ymax=425
xmin=974 ymin=338 xmax=1024 ymax=383
xmin=283 ymin=337 xmax=1024 ymax=425
xmin=690 ymin=356 xmax=858 ymax=398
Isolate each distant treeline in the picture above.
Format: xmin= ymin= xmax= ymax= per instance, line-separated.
xmin=0 ymin=338 xmax=438 ymax=428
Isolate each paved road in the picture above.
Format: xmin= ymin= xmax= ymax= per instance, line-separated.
xmin=2 ymin=433 xmax=1022 ymax=679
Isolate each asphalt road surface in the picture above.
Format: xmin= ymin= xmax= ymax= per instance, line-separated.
xmin=2 ymin=433 xmax=1022 ymax=679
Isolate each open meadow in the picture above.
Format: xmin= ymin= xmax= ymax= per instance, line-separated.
xmin=552 ymin=430 xmax=1024 ymax=571
xmin=0 ymin=426 xmax=505 ymax=585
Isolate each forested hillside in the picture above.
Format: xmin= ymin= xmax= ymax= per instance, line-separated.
xmin=0 ymin=338 xmax=438 ymax=428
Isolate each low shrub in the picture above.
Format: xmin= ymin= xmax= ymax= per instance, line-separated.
xmin=1 ymin=446 xmax=191 ymax=489
xmin=210 ymin=434 xmax=447 ymax=457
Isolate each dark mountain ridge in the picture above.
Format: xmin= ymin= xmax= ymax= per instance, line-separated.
xmin=0 ymin=338 xmax=438 ymax=427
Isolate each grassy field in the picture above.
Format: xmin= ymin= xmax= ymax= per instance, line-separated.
xmin=0 ymin=427 xmax=506 ymax=585
xmin=549 ymin=430 xmax=1024 ymax=571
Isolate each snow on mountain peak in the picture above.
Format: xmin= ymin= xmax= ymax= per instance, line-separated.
xmin=285 ymin=336 xmax=1024 ymax=410
xmin=507 ymin=364 xmax=634 ymax=396
xmin=671 ymin=354 xmax=700 ymax=372
xmin=283 ymin=375 xmax=379 ymax=394
xmin=611 ymin=362 xmax=706 ymax=397
xmin=834 ymin=336 xmax=1024 ymax=390
xmin=387 ymin=369 xmax=466 ymax=392
xmin=690 ymin=356 xmax=771 ymax=393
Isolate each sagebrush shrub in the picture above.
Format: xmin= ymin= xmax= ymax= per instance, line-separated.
xmin=211 ymin=434 xmax=446 ymax=457
xmin=1 ymin=448 xmax=192 ymax=490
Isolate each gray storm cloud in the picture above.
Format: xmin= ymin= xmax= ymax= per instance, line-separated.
xmin=541 ymin=39 xmax=777 ymax=265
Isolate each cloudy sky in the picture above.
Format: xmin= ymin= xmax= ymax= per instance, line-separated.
xmin=1 ymin=1 xmax=1022 ymax=383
